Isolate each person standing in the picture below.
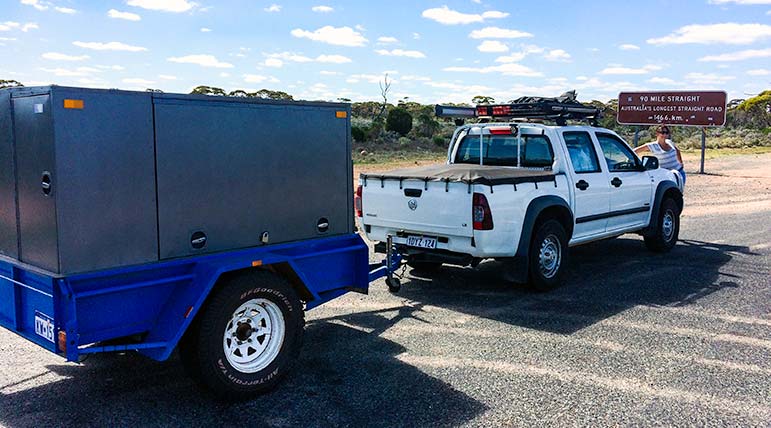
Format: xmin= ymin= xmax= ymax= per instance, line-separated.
xmin=634 ymin=125 xmax=686 ymax=186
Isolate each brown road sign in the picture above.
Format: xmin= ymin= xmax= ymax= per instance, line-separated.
xmin=617 ymin=91 xmax=727 ymax=127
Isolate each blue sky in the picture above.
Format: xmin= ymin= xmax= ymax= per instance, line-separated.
xmin=1 ymin=0 xmax=770 ymax=103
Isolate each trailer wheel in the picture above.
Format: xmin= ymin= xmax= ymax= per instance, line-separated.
xmin=179 ymin=270 xmax=304 ymax=399
xmin=528 ymin=219 xmax=569 ymax=292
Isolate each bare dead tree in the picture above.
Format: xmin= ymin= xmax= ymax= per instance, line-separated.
xmin=375 ymin=73 xmax=391 ymax=120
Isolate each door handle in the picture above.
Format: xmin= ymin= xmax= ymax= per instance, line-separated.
xmin=575 ymin=180 xmax=589 ymax=191
xmin=611 ymin=177 xmax=622 ymax=187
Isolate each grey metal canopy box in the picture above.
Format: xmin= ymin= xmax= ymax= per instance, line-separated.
xmin=0 ymin=86 xmax=353 ymax=274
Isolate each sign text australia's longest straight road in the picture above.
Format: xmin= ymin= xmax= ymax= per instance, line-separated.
xmin=617 ymin=91 xmax=727 ymax=126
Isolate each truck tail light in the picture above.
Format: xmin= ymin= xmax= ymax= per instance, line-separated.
xmin=472 ymin=193 xmax=494 ymax=230
xmin=354 ymin=185 xmax=363 ymax=217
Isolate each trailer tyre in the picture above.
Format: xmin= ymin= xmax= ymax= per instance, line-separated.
xmin=528 ymin=219 xmax=568 ymax=292
xmin=179 ymin=270 xmax=304 ymax=399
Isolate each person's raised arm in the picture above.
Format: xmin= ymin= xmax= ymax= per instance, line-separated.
xmin=634 ymin=145 xmax=650 ymax=156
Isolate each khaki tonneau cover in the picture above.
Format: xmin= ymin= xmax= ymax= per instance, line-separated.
xmin=360 ymin=164 xmax=557 ymax=186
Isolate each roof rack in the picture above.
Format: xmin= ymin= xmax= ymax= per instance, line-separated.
xmin=435 ymin=90 xmax=602 ymax=126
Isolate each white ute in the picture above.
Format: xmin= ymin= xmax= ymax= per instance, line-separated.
xmin=356 ymin=99 xmax=684 ymax=291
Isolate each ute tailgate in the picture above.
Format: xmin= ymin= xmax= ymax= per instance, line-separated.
xmin=361 ymin=179 xmax=473 ymax=237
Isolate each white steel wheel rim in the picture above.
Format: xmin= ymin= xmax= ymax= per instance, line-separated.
xmin=222 ymin=298 xmax=285 ymax=374
xmin=539 ymin=234 xmax=562 ymax=279
xmin=662 ymin=210 xmax=675 ymax=242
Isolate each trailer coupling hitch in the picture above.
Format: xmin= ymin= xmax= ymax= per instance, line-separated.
xmin=368 ymin=235 xmax=403 ymax=293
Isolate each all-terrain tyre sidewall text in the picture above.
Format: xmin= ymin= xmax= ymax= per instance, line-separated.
xmin=182 ymin=271 xmax=304 ymax=399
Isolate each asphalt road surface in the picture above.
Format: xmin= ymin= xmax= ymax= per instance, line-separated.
xmin=1 ymin=154 xmax=770 ymax=427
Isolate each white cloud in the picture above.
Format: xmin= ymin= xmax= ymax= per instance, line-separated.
xmin=264 ymin=52 xmax=351 ymax=64
xmin=494 ymin=52 xmax=527 ymax=63
xmin=647 ymin=23 xmax=771 ymax=45
xmin=108 ymin=9 xmax=141 ymax=21
xmin=73 ymin=41 xmax=146 ymax=51
xmin=123 ymin=78 xmax=156 ymax=86
xmin=21 ymin=23 xmax=38 ymax=32
xmin=469 ymin=27 xmax=533 ymax=39
xmin=158 ymin=74 xmax=177 ymax=80
xmin=746 ymin=69 xmax=770 ymax=75
xmin=244 ymin=74 xmax=279 ymax=83
xmin=20 ymin=0 xmax=47 ymax=11
xmin=477 ymin=40 xmax=508 ymax=53
xmin=400 ymin=75 xmax=431 ymax=81
xmin=55 ymin=7 xmax=77 ymax=14
xmin=97 ymin=65 xmax=125 ymax=70
xmin=311 ymin=5 xmax=333 ymax=12
xmin=316 ymin=54 xmax=352 ymax=63
xmin=127 ymin=0 xmax=195 ymax=13
xmin=200 ymin=27 xmax=212 ymax=32
xmin=290 ymin=26 xmax=368 ymax=47
xmin=444 ymin=62 xmax=542 ymax=77
xmin=346 ymin=73 xmax=394 ymax=84
xmin=264 ymin=4 xmax=281 ymax=12
xmin=42 ymin=52 xmax=89 ymax=61
xmin=544 ymin=49 xmax=571 ymax=61
xmin=619 ymin=44 xmax=640 ymax=50
xmin=421 ymin=6 xmax=509 ymax=25
xmin=374 ymin=49 xmax=426 ymax=58
xmin=647 ymin=77 xmax=680 ymax=85
xmin=413 ymin=32 xmax=421 ymax=39
xmin=600 ymin=64 xmax=662 ymax=75
xmin=319 ymin=70 xmax=341 ymax=75
xmin=264 ymin=58 xmax=283 ymax=67
xmin=168 ymin=54 xmax=233 ymax=68
xmin=699 ymin=47 xmax=771 ymax=61
xmin=377 ymin=36 xmax=398 ymax=44
xmin=684 ymin=72 xmax=736 ymax=85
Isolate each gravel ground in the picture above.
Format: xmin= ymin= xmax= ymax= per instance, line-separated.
xmin=1 ymin=153 xmax=769 ymax=427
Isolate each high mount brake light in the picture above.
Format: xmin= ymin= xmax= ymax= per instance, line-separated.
xmin=354 ymin=185 xmax=363 ymax=217
xmin=472 ymin=193 xmax=494 ymax=230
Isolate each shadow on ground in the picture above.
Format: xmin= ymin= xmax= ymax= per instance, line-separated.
xmin=392 ymin=237 xmax=755 ymax=334
xmin=0 ymin=312 xmax=486 ymax=428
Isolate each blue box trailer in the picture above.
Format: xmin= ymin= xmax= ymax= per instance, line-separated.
xmin=0 ymin=86 xmax=399 ymax=397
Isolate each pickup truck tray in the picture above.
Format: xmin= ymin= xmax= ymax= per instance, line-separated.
xmin=361 ymin=164 xmax=557 ymax=187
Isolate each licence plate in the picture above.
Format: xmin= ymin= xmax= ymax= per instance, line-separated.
xmin=34 ymin=311 xmax=55 ymax=343
xmin=406 ymin=236 xmax=437 ymax=249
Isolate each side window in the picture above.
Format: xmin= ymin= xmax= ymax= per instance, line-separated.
xmin=596 ymin=133 xmax=640 ymax=172
xmin=563 ymin=131 xmax=601 ymax=173
xmin=522 ymin=135 xmax=554 ymax=168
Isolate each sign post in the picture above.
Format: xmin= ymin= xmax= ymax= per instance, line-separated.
xmin=617 ymin=91 xmax=727 ymax=173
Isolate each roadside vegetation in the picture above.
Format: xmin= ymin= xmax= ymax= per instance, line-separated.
xmin=3 ymin=79 xmax=768 ymax=164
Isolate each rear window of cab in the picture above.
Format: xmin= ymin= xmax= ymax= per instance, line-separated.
xmin=455 ymin=134 xmax=554 ymax=168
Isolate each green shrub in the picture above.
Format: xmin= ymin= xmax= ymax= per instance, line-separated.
xmin=351 ymin=126 xmax=367 ymax=142
xmin=386 ymin=107 xmax=413 ymax=136
xmin=433 ymin=136 xmax=446 ymax=147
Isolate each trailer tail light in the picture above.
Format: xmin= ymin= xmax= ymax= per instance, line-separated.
xmin=58 ymin=331 xmax=67 ymax=353
xmin=354 ymin=185 xmax=363 ymax=217
xmin=472 ymin=193 xmax=494 ymax=230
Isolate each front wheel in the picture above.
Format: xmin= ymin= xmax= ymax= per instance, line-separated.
xmin=644 ymin=198 xmax=680 ymax=252
xmin=528 ymin=219 xmax=569 ymax=292
xmin=179 ymin=270 xmax=304 ymax=399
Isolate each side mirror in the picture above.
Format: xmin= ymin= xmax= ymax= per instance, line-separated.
xmin=642 ymin=155 xmax=659 ymax=170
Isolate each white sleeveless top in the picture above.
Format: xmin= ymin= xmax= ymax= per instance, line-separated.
xmin=644 ymin=139 xmax=682 ymax=170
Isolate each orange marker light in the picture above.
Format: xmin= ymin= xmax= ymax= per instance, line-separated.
xmin=63 ymin=99 xmax=84 ymax=109
xmin=251 ymin=260 xmax=263 ymax=267
xmin=58 ymin=331 xmax=67 ymax=353
xmin=336 ymin=111 xmax=347 ymax=118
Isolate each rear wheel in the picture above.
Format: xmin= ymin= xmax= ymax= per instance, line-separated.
xmin=528 ymin=219 xmax=569 ymax=292
xmin=179 ymin=270 xmax=304 ymax=399
xmin=644 ymin=198 xmax=680 ymax=252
